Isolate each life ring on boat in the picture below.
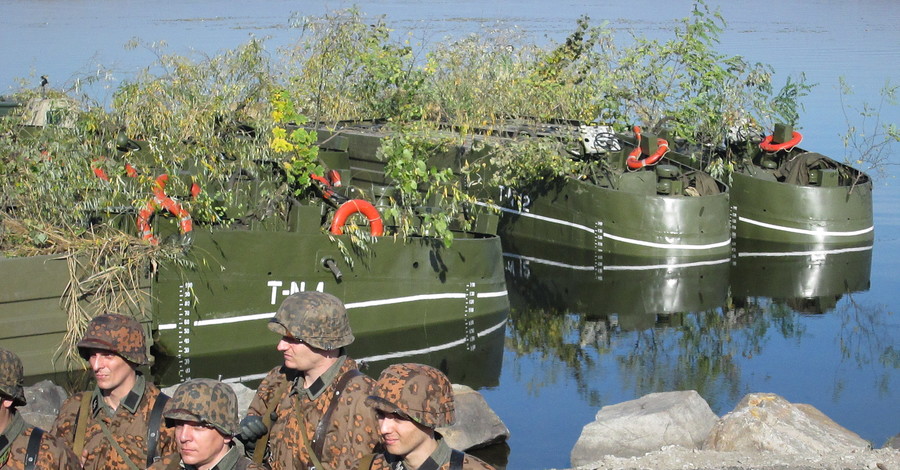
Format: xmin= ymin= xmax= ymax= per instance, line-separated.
xmin=137 ymin=174 xmax=193 ymax=245
xmin=759 ymin=131 xmax=802 ymax=152
xmin=329 ymin=199 xmax=384 ymax=236
xmin=626 ymin=125 xmax=669 ymax=170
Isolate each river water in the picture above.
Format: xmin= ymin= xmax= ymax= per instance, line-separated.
xmin=3 ymin=1 xmax=899 ymax=469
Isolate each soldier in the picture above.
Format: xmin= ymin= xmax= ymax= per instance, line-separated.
xmin=0 ymin=347 xmax=79 ymax=470
xmin=238 ymin=291 xmax=380 ymax=470
xmin=49 ymin=314 xmax=176 ymax=469
xmin=360 ymin=363 xmax=494 ymax=470
xmin=149 ymin=378 xmax=262 ymax=470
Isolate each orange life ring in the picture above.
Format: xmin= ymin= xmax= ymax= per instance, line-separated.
xmin=137 ymin=174 xmax=193 ymax=245
xmin=329 ymin=199 xmax=384 ymax=236
xmin=626 ymin=125 xmax=669 ymax=170
xmin=759 ymin=131 xmax=802 ymax=152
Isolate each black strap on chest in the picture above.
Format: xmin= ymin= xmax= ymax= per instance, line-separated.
xmin=146 ymin=393 xmax=169 ymax=466
xmin=449 ymin=449 xmax=464 ymax=470
xmin=24 ymin=428 xmax=44 ymax=470
xmin=311 ymin=369 xmax=363 ymax=460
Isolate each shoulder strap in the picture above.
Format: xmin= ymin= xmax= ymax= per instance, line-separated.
xmin=73 ymin=393 xmax=93 ymax=456
xmin=449 ymin=449 xmax=465 ymax=470
xmin=356 ymin=453 xmax=376 ymax=470
xmin=97 ymin=419 xmax=141 ymax=470
xmin=146 ymin=393 xmax=169 ymax=466
xmin=312 ymin=369 xmax=363 ymax=459
xmin=251 ymin=376 xmax=292 ymax=465
xmin=24 ymin=428 xmax=44 ymax=470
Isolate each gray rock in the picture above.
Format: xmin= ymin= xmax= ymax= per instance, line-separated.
xmin=570 ymin=390 xmax=718 ymax=466
xmin=703 ymin=393 xmax=871 ymax=455
xmin=21 ymin=380 xmax=68 ymax=431
xmin=438 ymin=384 xmax=509 ymax=451
xmin=885 ymin=433 xmax=900 ymax=450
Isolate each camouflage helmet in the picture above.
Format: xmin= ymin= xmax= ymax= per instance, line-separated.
xmin=366 ymin=363 xmax=455 ymax=429
xmin=267 ymin=292 xmax=354 ymax=350
xmin=0 ymin=347 xmax=27 ymax=406
xmin=164 ymin=378 xmax=239 ymax=436
xmin=77 ymin=314 xmax=148 ymax=366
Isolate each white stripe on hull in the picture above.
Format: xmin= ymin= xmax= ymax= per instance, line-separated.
xmin=738 ymin=216 xmax=874 ymax=238
xmin=158 ymin=289 xmax=509 ymax=330
xmin=476 ymin=201 xmax=731 ymax=251
xmin=221 ymin=318 xmax=508 ymax=383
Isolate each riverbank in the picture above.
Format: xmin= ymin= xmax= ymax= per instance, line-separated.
xmin=19 ymin=380 xmax=900 ymax=470
xmin=569 ymin=446 xmax=900 ymax=470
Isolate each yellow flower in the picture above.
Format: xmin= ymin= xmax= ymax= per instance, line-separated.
xmin=270 ymin=138 xmax=294 ymax=153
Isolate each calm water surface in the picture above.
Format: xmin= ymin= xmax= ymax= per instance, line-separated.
xmin=3 ymin=1 xmax=898 ymax=469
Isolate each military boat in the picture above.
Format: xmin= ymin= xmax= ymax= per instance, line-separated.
xmin=1 ymin=101 xmax=509 ymax=379
xmin=307 ymin=120 xmax=733 ymax=260
xmin=677 ymin=124 xmax=874 ymax=247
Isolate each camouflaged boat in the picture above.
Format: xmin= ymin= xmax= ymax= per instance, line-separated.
xmin=677 ymin=124 xmax=874 ymax=247
xmin=307 ymin=120 xmax=733 ymax=261
xmin=0 ymin=102 xmax=509 ymax=379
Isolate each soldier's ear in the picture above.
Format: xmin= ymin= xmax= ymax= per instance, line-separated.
xmin=1 ymin=398 xmax=13 ymax=409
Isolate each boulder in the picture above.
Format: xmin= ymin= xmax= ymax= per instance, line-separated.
xmin=21 ymin=380 xmax=68 ymax=431
xmin=885 ymin=433 xmax=900 ymax=450
xmin=437 ymin=384 xmax=509 ymax=451
xmin=570 ymin=390 xmax=718 ymax=466
xmin=703 ymin=393 xmax=871 ymax=455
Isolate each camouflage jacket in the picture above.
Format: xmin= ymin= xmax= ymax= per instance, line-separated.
xmin=148 ymin=445 xmax=263 ymax=470
xmin=0 ymin=413 xmax=79 ymax=470
xmin=247 ymin=357 xmax=379 ymax=470
xmin=365 ymin=439 xmax=495 ymax=470
xmin=49 ymin=374 xmax=177 ymax=470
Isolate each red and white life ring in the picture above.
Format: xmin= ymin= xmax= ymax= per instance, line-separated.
xmin=626 ymin=125 xmax=669 ymax=170
xmin=759 ymin=131 xmax=802 ymax=153
xmin=329 ymin=199 xmax=384 ymax=236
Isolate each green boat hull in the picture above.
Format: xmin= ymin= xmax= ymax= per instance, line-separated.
xmin=151 ymin=225 xmax=509 ymax=381
xmin=1 ymin=224 xmax=508 ymax=379
xmin=670 ymin=133 xmax=875 ymax=247
xmin=730 ymin=170 xmax=874 ymax=246
xmin=312 ymin=122 xmax=733 ymax=260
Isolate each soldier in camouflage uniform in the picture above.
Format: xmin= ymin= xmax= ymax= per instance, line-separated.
xmin=0 ymin=347 xmax=79 ymax=470
xmin=361 ymin=364 xmax=494 ymax=470
xmin=49 ymin=314 xmax=176 ymax=470
xmin=238 ymin=292 xmax=380 ymax=470
xmin=149 ymin=379 xmax=262 ymax=470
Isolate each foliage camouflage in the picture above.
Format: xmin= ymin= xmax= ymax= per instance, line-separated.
xmin=5 ymin=1 xmax=883 ymax=362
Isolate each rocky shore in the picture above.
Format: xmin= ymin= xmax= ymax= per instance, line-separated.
xmin=20 ymin=381 xmax=900 ymax=470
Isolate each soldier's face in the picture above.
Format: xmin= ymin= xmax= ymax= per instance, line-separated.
xmin=86 ymin=348 xmax=137 ymax=395
xmin=174 ymin=421 xmax=230 ymax=469
xmin=276 ymin=335 xmax=320 ymax=371
xmin=377 ymin=410 xmax=435 ymax=462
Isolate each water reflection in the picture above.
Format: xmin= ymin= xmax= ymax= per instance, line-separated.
xmin=501 ymin=240 xmax=875 ymax=411
xmin=731 ymin=241 xmax=873 ymax=314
